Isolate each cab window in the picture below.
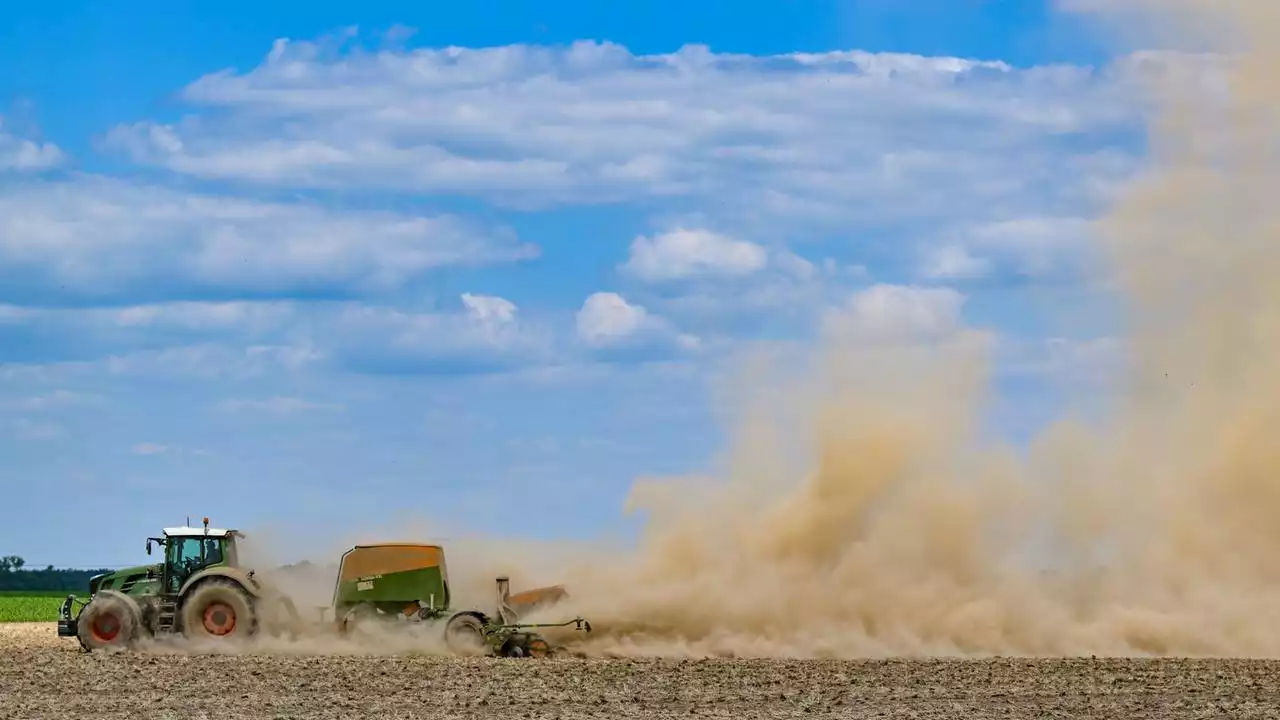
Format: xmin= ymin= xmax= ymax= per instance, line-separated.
xmin=165 ymin=536 xmax=219 ymax=591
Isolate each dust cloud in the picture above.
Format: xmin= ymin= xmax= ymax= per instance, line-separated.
xmin=151 ymin=1 xmax=1280 ymax=660
xmin=530 ymin=1 xmax=1280 ymax=658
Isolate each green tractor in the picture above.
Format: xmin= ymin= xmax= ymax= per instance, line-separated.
xmin=57 ymin=517 xmax=299 ymax=651
xmin=332 ymin=542 xmax=592 ymax=657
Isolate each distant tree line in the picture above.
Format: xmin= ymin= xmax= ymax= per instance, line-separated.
xmin=0 ymin=556 xmax=115 ymax=592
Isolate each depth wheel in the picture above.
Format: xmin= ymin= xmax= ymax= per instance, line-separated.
xmin=527 ymin=637 xmax=551 ymax=658
xmin=501 ymin=634 xmax=551 ymax=658
xmin=444 ymin=612 xmax=489 ymax=656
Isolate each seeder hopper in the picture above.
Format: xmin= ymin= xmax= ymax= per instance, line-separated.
xmin=332 ymin=542 xmax=592 ymax=657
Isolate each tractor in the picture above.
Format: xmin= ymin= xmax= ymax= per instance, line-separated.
xmin=332 ymin=542 xmax=592 ymax=657
xmin=57 ymin=517 xmax=300 ymax=651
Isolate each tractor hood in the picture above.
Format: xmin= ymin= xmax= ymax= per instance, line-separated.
xmin=90 ymin=563 xmax=162 ymax=596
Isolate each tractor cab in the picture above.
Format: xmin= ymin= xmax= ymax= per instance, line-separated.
xmin=146 ymin=517 xmax=242 ymax=595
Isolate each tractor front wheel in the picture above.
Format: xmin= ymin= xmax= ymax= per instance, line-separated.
xmin=76 ymin=591 xmax=141 ymax=652
xmin=180 ymin=580 xmax=256 ymax=642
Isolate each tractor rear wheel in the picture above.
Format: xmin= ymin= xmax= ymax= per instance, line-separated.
xmin=444 ymin=611 xmax=488 ymax=656
xmin=180 ymin=580 xmax=256 ymax=642
xmin=76 ymin=591 xmax=141 ymax=652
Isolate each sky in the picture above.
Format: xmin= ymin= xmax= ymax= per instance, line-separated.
xmin=0 ymin=0 xmax=1170 ymax=568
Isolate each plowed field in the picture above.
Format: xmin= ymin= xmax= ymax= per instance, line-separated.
xmin=5 ymin=623 xmax=1280 ymax=719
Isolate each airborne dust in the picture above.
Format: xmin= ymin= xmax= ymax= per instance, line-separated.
xmin=174 ymin=1 xmax=1280 ymax=659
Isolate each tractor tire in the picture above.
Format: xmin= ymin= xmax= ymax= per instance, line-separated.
xmin=180 ymin=580 xmax=256 ymax=642
xmin=444 ymin=611 xmax=488 ymax=656
xmin=76 ymin=590 xmax=142 ymax=652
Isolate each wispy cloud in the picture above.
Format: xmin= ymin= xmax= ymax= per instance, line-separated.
xmin=101 ymin=38 xmax=1144 ymax=236
xmin=214 ymin=396 xmax=344 ymax=416
xmin=3 ymin=417 xmax=63 ymax=441
xmin=0 ymin=177 xmax=538 ymax=305
xmin=131 ymin=442 xmax=170 ymax=456
xmin=0 ymin=390 xmax=103 ymax=412
xmin=130 ymin=441 xmax=208 ymax=457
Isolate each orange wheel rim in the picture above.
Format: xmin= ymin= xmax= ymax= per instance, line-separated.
xmin=202 ymin=602 xmax=237 ymax=635
xmin=91 ymin=613 xmax=120 ymax=642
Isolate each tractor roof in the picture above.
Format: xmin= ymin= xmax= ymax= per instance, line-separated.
xmin=163 ymin=526 xmax=240 ymax=538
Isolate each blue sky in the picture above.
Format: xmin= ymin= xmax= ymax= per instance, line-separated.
xmin=0 ymin=0 xmax=1162 ymax=567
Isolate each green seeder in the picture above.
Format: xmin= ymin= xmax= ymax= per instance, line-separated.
xmin=332 ymin=543 xmax=592 ymax=657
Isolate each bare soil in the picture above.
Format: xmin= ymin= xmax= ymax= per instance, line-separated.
xmin=5 ymin=623 xmax=1280 ymax=719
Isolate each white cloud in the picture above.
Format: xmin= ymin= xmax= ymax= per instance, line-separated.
xmin=132 ymin=442 xmax=170 ymax=455
xmin=823 ymin=284 xmax=967 ymax=342
xmin=622 ymin=228 xmax=769 ymax=282
xmin=912 ymin=215 xmax=1099 ymax=281
xmin=964 ymin=217 xmax=1094 ymax=277
xmin=0 ymin=390 xmax=103 ymax=412
xmin=0 ymin=122 xmax=63 ymax=171
xmin=575 ymin=291 xmax=698 ymax=352
xmin=920 ymin=244 xmax=993 ymax=280
xmin=330 ymin=293 xmax=553 ymax=373
xmin=0 ymin=176 xmax=538 ymax=303
xmin=0 ymin=294 xmax=547 ymax=377
xmin=576 ymin=292 xmax=652 ymax=346
xmin=2 ymin=417 xmax=62 ymax=441
xmin=1002 ymin=335 xmax=1124 ymax=382
xmin=83 ymin=343 xmax=323 ymax=380
xmin=109 ymin=301 xmax=297 ymax=332
xmin=0 ymin=300 xmax=297 ymax=332
xmin=99 ymin=38 xmax=1144 ymax=232
xmin=461 ymin=293 xmax=518 ymax=325
xmin=0 ymin=300 xmax=309 ymax=371
xmin=215 ymin=396 xmax=344 ymax=416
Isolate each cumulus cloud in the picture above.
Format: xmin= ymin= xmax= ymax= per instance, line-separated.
xmin=0 ymin=176 xmax=538 ymax=304
xmin=576 ymin=292 xmax=653 ymax=346
xmin=0 ymin=121 xmax=63 ymax=171
xmin=622 ymin=228 xmax=769 ymax=282
xmin=822 ymin=284 xmax=968 ymax=342
xmin=576 ymin=292 xmax=698 ymax=355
